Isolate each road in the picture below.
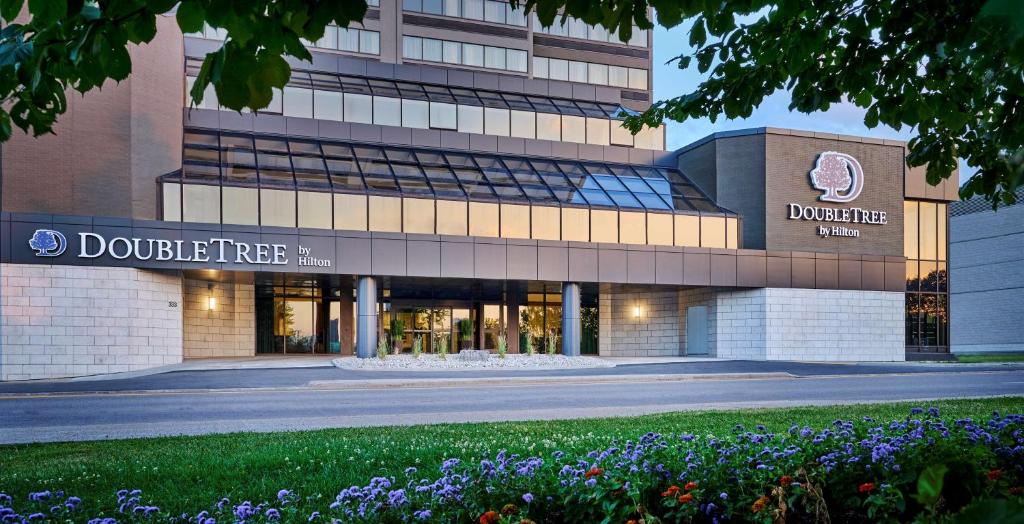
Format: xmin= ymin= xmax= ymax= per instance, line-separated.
xmin=2 ymin=365 xmax=1023 ymax=444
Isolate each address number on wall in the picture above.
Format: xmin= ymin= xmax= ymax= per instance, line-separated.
xmin=168 ymin=301 xmax=178 ymax=308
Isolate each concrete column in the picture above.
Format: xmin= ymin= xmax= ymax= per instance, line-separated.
xmin=562 ymin=282 xmax=581 ymax=356
xmin=356 ymin=276 xmax=378 ymax=358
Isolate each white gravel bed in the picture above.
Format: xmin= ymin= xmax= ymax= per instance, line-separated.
xmin=333 ymin=354 xmax=616 ymax=370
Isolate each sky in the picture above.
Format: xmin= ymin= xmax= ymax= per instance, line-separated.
xmin=652 ymin=24 xmax=913 ymax=151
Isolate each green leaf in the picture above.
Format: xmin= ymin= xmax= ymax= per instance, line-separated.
xmin=914 ymin=464 xmax=948 ymax=506
xmin=689 ymin=17 xmax=706 ymax=47
xmin=952 ymin=498 xmax=1024 ymax=524
xmin=176 ymin=1 xmax=206 ymax=34
xmin=0 ymin=0 xmax=23 ymax=23
xmin=27 ymin=0 xmax=64 ymax=24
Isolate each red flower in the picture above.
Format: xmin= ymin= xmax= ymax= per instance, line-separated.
xmin=661 ymin=485 xmax=681 ymax=497
xmin=684 ymin=481 xmax=699 ymax=491
xmin=480 ymin=511 xmax=500 ymax=524
xmin=858 ymin=483 xmax=876 ymax=493
xmin=677 ymin=493 xmax=694 ymax=504
xmin=584 ymin=467 xmax=604 ymax=479
xmin=626 ymin=520 xmax=638 ymax=524
xmin=1009 ymin=486 xmax=1023 ymax=495
xmin=751 ymin=495 xmax=770 ymax=513
xmin=779 ymin=475 xmax=793 ymax=487
xmin=988 ymin=469 xmax=1003 ymax=481
xmin=501 ymin=503 xmax=519 ymax=516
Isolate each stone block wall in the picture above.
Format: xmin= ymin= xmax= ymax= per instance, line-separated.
xmin=678 ymin=288 xmax=717 ymax=356
xmin=598 ymin=283 xmax=683 ymax=357
xmin=0 ymin=264 xmax=183 ymax=381
xmin=182 ymin=278 xmax=255 ymax=358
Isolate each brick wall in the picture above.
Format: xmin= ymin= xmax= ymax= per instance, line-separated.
xmin=182 ymin=278 xmax=255 ymax=358
xmin=715 ymin=288 xmax=904 ymax=361
xmin=0 ymin=264 xmax=183 ymax=381
xmin=598 ymin=283 xmax=683 ymax=357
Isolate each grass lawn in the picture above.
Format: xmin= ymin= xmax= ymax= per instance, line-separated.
xmin=2 ymin=397 xmax=1022 ymax=518
xmin=955 ymin=352 xmax=1024 ymax=363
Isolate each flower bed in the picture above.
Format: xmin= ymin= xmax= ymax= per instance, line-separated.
xmin=2 ymin=408 xmax=1022 ymax=522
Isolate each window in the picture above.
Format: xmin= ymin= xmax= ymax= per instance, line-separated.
xmin=373 ymin=96 xmax=402 ymax=127
xmin=222 ymin=186 xmax=259 ymax=225
xmin=500 ymin=204 xmax=530 ymax=238
xmin=298 ymin=191 xmax=332 ymax=229
xmin=674 ymin=214 xmax=700 ymax=246
xmin=484 ymin=107 xmax=510 ymax=136
xmin=283 ymin=87 xmax=313 ymax=118
xmin=610 ymin=122 xmax=634 ymax=146
xmin=628 ymin=68 xmax=648 ymax=90
xmin=484 ymin=0 xmax=505 ymax=23
xmin=569 ymin=61 xmax=587 ymax=83
xmin=344 ymin=93 xmax=373 ymax=123
xmin=536 ymin=113 xmax=561 ymax=141
xmin=457 ymin=105 xmax=484 ymax=134
xmin=549 ymin=58 xmax=569 ymax=81
xmin=360 ymin=31 xmax=380 ymax=54
xmin=510 ymin=110 xmax=536 ymax=139
xmin=422 ymin=0 xmax=443 ymax=14
xmin=700 ymin=216 xmax=725 ymax=248
xmin=533 ymin=56 xmax=549 ymax=78
xmin=905 ymin=200 xmax=949 ymax=352
xmin=484 ymin=46 xmax=506 ymax=69
xmin=442 ymin=41 xmax=461 ymax=63
xmin=313 ymin=90 xmax=343 ymax=121
xmin=422 ymin=38 xmax=443 ymax=62
xmin=316 ymin=26 xmax=337 ymax=50
xmin=436 ymin=199 xmax=468 ymax=235
xmin=507 ymin=49 xmax=528 ymax=72
xmin=469 ymin=201 xmax=499 ymax=237
xmin=590 ymin=210 xmax=618 ymax=243
xmin=726 ymin=217 xmax=738 ymax=249
xmin=463 ymin=43 xmax=484 ymax=66
xmin=402 ymin=99 xmax=429 ymax=129
xmin=338 ymin=28 xmax=360 ymax=52
xmin=260 ymin=189 xmax=297 ymax=227
xmin=334 ymin=193 xmax=368 ymax=231
xmin=463 ymin=0 xmax=483 ymax=19
xmin=403 ymin=198 xmax=435 ymax=234
xmin=531 ymin=206 xmax=560 ymax=240
xmin=369 ymin=196 xmax=402 ymax=232
xmin=588 ymin=63 xmax=608 ymax=85
xmin=403 ymin=36 xmax=423 ymax=59
xmin=619 ymin=211 xmax=646 ymax=244
xmin=183 ymin=184 xmax=220 ymax=223
xmin=608 ymin=66 xmax=628 ymax=87
xmin=585 ymin=118 xmax=610 ymax=146
xmin=647 ymin=213 xmax=673 ymax=246
xmin=561 ymin=115 xmax=586 ymax=144
xmin=162 ymin=183 xmax=182 ymax=221
xmin=430 ymin=102 xmax=457 ymax=129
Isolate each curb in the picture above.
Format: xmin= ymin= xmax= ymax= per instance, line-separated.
xmin=306 ymin=372 xmax=797 ymax=389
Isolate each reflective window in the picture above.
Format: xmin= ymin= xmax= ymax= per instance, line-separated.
xmin=463 ymin=43 xmax=484 ymax=66
xmin=343 ymin=93 xmax=372 ymax=123
xmin=403 ymin=198 xmax=436 ymax=234
xmin=569 ymin=61 xmax=587 ymax=82
xmin=298 ymin=191 xmax=332 ymax=229
xmin=561 ymin=115 xmax=586 ymax=144
xmin=609 ymin=66 xmax=628 ymax=87
xmin=403 ymin=36 xmax=423 ymax=59
xmin=675 ymin=214 xmax=699 ymax=246
xmin=497 ymin=203 xmax=528 ymax=238
xmin=726 ymin=217 xmax=738 ymax=249
xmin=283 ymin=87 xmax=313 ymax=118
xmin=313 ymin=90 xmax=343 ymax=121
xmin=436 ymin=199 xmax=468 ymax=235
xmin=588 ymin=63 xmax=608 ymax=85
xmin=162 ymin=183 xmax=182 ymax=222
xmin=443 ymin=40 xmax=461 ymax=63
xmin=920 ymin=201 xmax=937 ymax=260
xmin=183 ymin=184 xmax=221 ymax=223
xmin=507 ymin=50 xmax=528 ymax=72
xmin=533 ymin=56 xmax=549 ymax=78
xmin=334 ymin=193 xmax=368 ymax=231
xmin=430 ymin=102 xmax=457 ymax=129
xmin=457 ymin=105 xmax=484 ymax=134
xmin=628 ymin=68 xmax=648 ymax=90
xmin=561 ymin=207 xmax=589 ymax=241
xmin=537 ymin=113 xmax=561 ymax=141
xmin=531 ymin=206 xmax=560 ymax=240
xmin=590 ymin=210 xmax=618 ymax=243
xmin=647 ymin=213 xmax=673 ymax=246
xmin=260 ymin=189 xmax=296 ymax=227
xmin=610 ymin=121 xmax=634 ymax=146
xmin=619 ymin=211 xmax=646 ymax=244
xmin=369 ymin=195 xmax=402 ymax=232
xmin=373 ymin=96 xmax=402 ymax=127
xmin=484 ymin=107 xmax=510 ymax=136
xmin=510 ymin=110 xmax=536 ymax=139
xmin=463 ymin=0 xmax=483 ymax=19
xmin=585 ymin=118 xmax=610 ymax=146
xmin=469 ymin=201 xmax=499 ymax=237
xmin=402 ymin=99 xmax=429 ymax=128
xmin=549 ymin=58 xmax=569 ymax=81
xmin=222 ymin=186 xmax=259 ymax=225
xmin=700 ymin=216 xmax=726 ymax=248
xmin=423 ymin=38 xmax=443 ymax=62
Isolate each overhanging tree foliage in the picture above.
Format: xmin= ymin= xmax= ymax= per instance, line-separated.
xmin=0 ymin=0 xmax=1020 ymax=205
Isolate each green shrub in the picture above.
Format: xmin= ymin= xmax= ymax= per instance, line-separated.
xmin=436 ymin=333 xmax=448 ymax=360
xmin=375 ymin=336 xmax=388 ymax=360
xmin=496 ymin=334 xmax=507 ymax=359
xmin=546 ymin=331 xmax=557 ymax=355
xmin=389 ymin=318 xmax=405 ymax=354
xmin=412 ymin=335 xmax=422 ymax=358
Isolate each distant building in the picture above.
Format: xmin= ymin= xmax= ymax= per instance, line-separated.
xmin=949 ymin=189 xmax=1024 ymax=354
xmin=1 ymin=3 xmax=957 ymax=381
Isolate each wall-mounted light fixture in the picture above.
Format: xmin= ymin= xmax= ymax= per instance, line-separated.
xmin=633 ymin=305 xmax=641 ymax=318
xmin=207 ymin=283 xmax=217 ymax=310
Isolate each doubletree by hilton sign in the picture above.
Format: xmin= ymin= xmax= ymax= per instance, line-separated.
xmin=786 ymin=151 xmax=888 ymax=239
xmin=26 ymin=229 xmax=332 ymax=268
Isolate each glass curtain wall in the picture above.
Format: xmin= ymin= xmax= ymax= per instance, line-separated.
xmin=904 ymin=201 xmax=949 ymax=353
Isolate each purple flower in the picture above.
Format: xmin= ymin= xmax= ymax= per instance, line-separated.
xmin=266 ymin=508 xmax=281 ymax=520
xmin=522 ymin=493 xmax=534 ymax=504
xmin=277 ymin=490 xmax=291 ymax=502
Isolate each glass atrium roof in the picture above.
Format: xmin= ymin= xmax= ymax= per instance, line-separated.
xmin=164 ymin=129 xmax=733 ymax=215
xmin=185 ymin=58 xmax=635 ymax=119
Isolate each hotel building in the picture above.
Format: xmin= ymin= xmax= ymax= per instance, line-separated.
xmin=0 ymin=2 xmax=957 ymax=380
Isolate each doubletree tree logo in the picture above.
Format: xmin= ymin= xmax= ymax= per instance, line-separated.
xmin=810 ymin=151 xmax=864 ymax=203
xmin=28 ymin=229 xmax=67 ymax=257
